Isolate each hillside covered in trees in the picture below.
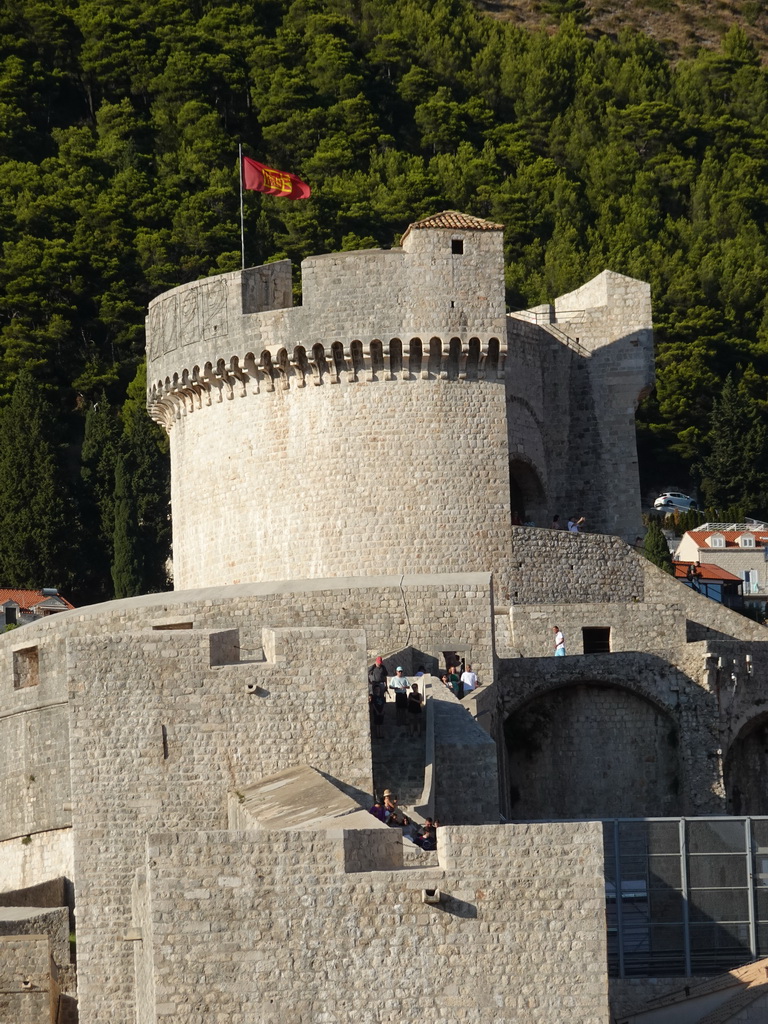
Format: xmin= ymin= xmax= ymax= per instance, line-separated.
xmin=2 ymin=0 xmax=768 ymax=601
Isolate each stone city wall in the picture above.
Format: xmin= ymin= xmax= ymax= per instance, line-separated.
xmin=65 ymin=626 xmax=371 ymax=1024
xmin=0 ymin=573 xmax=495 ymax=851
xmin=0 ymin=934 xmax=56 ymax=1024
xmin=491 ymin=643 xmax=738 ymax=820
xmin=501 ymin=530 xmax=766 ymax=646
xmin=0 ymin=704 xmax=71 ymax=841
xmin=0 ymin=832 xmax=74 ymax=895
xmin=431 ymin=684 xmax=499 ymax=824
xmin=508 ymin=269 xmax=653 ymax=543
xmin=0 ymin=906 xmax=69 ymax=968
xmin=497 ymin=527 xmax=645 ymax=610
xmin=132 ymin=821 xmax=608 ymax=1024
xmin=167 ymin=374 xmax=512 ymax=588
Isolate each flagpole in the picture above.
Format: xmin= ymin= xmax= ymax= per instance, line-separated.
xmin=239 ymin=142 xmax=245 ymax=271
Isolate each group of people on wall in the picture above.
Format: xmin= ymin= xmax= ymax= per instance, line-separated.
xmin=367 ymin=656 xmax=479 ymax=737
xmin=368 ymin=790 xmax=438 ymax=851
xmin=511 ymin=513 xmax=587 ymax=531
xmin=551 ymin=514 xmax=586 ymax=532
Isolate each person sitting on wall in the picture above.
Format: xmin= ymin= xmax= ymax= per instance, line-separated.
xmin=382 ymin=790 xmax=402 ymax=825
xmin=368 ymin=802 xmax=387 ymax=823
xmin=401 ymin=815 xmax=423 ymax=844
xmin=440 ymin=672 xmax=451 ymax=692
xmin=552 ymin=515 xmax=562 ymax=529
xmin=419 ymin=818 xmax=437 ymax=851
xmin=368 ymin=655 xmax=388 ymax=697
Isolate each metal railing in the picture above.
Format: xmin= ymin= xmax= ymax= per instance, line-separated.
xmin=603 ymin=817 xmax=768 ymax=978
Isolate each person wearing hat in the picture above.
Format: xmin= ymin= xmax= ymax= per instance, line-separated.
xmin=367 ymin=655 xmax=388 ymax=697
xmin=382 ymin=790 xmax=401 ymax=825
xmin=390 ymin=667 xmax=409 ymax=726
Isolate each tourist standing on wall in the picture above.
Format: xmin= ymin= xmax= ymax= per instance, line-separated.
xmin=369 ymin=684 xmax=386 ymax=738
xmin=552 ymin=515 xmax=562 ymax=529
xmin=407 ymin=682 xmax=424 ymax=736
xmin=448 ymin=664 xmax=461 ymax=698
xmin=368 ymin=655 xmax=388 ymax=697
xmin=567 ymin=515 xmax=585 ymax=533
xmin=460 ymin=664 xmax=477 ymax=695
xmin=553 ymin=626 xmax=566 ymax=656
xmin=390 ymin=667 xmax=409 ymax=725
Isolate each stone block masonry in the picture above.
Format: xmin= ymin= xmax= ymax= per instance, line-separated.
xmin=148 ymin=212 xmax=654 ymax=589
xmin=67 ymin=626 xmax=373 ymax=1024
xmin=131 ymin=822 xmax=608 ymax=1024
xmin=0 ymin=933 xmax=57 ymax=1024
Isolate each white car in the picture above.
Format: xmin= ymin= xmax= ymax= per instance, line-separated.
xmin=653 ymin=491 xmax=698 ymax=512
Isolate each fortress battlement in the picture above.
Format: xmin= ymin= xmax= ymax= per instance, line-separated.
xmin=147 ymin=333 xmax=507 ymax=430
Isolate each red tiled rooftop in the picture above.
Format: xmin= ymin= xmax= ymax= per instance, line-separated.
xmin=674 ymin=561 xmax=742 ymax=582
xmin=0 ymin=588 xmax=74 ymax=612
xmin=403 ymin=210 xmax=504 ymax=236
xmin=688 ymin=531 xmax=768 ymax=548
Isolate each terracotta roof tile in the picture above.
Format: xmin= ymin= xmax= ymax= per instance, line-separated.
xmin=402 ymin=210 xmax=504 ymax=238
xmin=0 ymin=588 xmax=74 ymax=612
xmin=688 ymin=530 xmax=768 ymax=547
xmin=674 ymin=561 xmax=743 ymax=582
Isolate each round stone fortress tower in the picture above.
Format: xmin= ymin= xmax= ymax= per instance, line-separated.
xmin=146 ymin=212 xmax=514 ymax=589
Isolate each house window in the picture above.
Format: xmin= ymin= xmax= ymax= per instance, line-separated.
xmin=739 ymin=534 xmax=755 ymax=548
xmin=582 ymin=627 xmax=611 ymax=654
xmin=5 ymin=606 xmax=17 ymax=625
xmin=13 ymin=647 xmax=39 ymax=689
xmin=710 ymin=534 xmax=725 ymax=548
xmin=451 ymin=239 xmax=464 ymax=255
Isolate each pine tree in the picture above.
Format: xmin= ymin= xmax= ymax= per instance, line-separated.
xmin=111 ymin=453 xmax=142 ymax=599
xmin=0 ymin=370 xmax=78 ymax=592
xmin=643 ymin=518 xmax=674 ymax=574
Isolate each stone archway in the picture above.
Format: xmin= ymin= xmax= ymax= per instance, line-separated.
xmin=503 ymin=682 xmax=683 ymax=819
xmin=724 ymin=714 xmax=768 ymax=815
xmin=508 ymin=457 xmax=547 ymax=526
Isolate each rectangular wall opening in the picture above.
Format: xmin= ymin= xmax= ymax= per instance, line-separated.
xmin=13 ymin=647 xmax=40 ymax=688
xmin=582 ymin=627 xmax=611 ymax=654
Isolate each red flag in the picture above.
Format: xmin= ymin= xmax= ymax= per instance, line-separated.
xmin=242 ymin=156 xmax=311 ymax=200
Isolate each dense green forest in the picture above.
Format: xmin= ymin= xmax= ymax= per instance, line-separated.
xmin=2 ymin=0 xmax=768 ymax=601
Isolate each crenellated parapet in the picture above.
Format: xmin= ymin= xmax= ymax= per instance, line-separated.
xmin=148 ymin=334 xmax=506 ymax=431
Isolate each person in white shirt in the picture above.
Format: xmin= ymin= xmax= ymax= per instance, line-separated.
xmin=553 ymin=626 xmax=566 ymax=656
xmin=460 ymin=665 xmax=478 ymax=694
xmin=390 ymin=667 xmax=409 ymax=726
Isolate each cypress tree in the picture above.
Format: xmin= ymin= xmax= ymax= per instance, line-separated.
xmin=80 ymin=395 xmax=122 ymax=600
xmin=643 ymin=518 xmax=674 ymax=575
xmin=120 ymin=363 xmax=171 ymax=593
xmin=0 ymin=370 xmax=77 ymax=591
xmin=698 ymin=374 xmax=768 ymax=519
xmin=111 ymin=453 xmax=142 ymax=599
